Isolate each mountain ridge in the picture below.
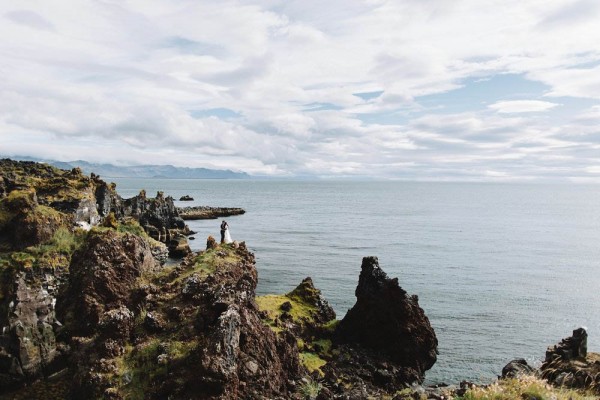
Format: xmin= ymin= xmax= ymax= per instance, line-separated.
xmin=4 ymin=156 xmax=251 ymax=179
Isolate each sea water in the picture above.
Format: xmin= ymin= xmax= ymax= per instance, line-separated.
xmin=109 ymin=178 xmax=600 ymax=384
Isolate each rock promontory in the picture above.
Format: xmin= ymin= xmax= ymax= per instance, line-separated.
xmin=177 ymin=206 xmax=246 ymax=220
xmin=337 ymin=256 xmax=438 ymax=380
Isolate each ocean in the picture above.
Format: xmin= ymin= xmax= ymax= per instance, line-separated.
xmin=110 ymin=178 xmax=600 ymax=384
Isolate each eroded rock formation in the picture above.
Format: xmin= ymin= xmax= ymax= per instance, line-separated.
xmin=336 ymin=256 xmax=438 ymax=381
xmin=540 ymin=328 xmax=599 ymax=392
xmin=57 ymin=229 xmax=158 ymax=337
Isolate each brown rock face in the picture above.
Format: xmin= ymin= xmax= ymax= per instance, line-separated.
xmin=336 ymin=256 xmax=438 ymax=382
xmin=541 ymin=328 xmax=600 ymax=393
xmin=180 ymin=244 xmax=302 ymax=399
xmin=58 ymin=229 xmax=158 ymax=337
xmin=0 ymin=267 xmax=69 ymax=390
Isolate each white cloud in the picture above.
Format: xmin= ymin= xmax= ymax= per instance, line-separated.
xmin=488 ymin=100 xmax=560 ymax=113
xmin=0 ymin=0 xmax=600 ymax=179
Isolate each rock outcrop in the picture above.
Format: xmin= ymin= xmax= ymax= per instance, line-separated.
xmin=501 ymin=358 xmax=536 ymax=378
xmin=540 ymin=328 xmax=599 ymax=392
xmin=256 ymin=258 xmax=439 ymax=397
xmin=56 ymin=241 xmax=303 ymax=399
xmin=0 ymin=266 xmax=69 ymax=390
xmin=57 ymin=229 xmax=158 ymax=337
xmin=177 ymin=206 xmax=246 ymax=220
xmin=336 ymin=256 xmax=438 ymax=381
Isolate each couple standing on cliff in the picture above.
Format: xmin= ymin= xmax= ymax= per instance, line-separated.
xmin=220 ymin=220 xmax=233 ymax=244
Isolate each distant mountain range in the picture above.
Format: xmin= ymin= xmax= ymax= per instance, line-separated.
xmin=5 ymin=156 xmax=251 ymax=179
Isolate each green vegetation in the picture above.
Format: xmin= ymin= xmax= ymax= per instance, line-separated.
xmin=1 ymin=160 xmax=91 ymax=203
xmin=299 ymin=377 xmax=322 ymax=399
xmin=118 ymin=339 xmax=197 ymax=399
xmin=255 ymin=294 xmax=318 ymax=328
xmin=0 ymin=227 xmax=85 ymax=272
xmin=457 ymin=376 xmax=598 ymax=400
xmin=256 ymin=289 xmax=337 ymax=376
xmin=170 ymin=244 xmax=241 ymax=284
xmin=0 ymin=189 xmax=36 ymax=231
xmin=299 ymin=352 xmax=327 ymax=375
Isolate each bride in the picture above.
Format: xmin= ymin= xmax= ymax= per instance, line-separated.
xmin=224 ymin=222 xmax=233 ymax=244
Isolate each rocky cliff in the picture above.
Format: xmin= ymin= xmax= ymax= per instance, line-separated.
xmin=0 ymin=159 xmax=443 ymax=399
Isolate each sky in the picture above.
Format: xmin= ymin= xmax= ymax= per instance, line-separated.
xmin=1 ymin=0 xmax=600 ymax=180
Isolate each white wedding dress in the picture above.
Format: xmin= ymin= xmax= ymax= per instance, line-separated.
xmin=224 ymin=228 xmax=232 ymax=244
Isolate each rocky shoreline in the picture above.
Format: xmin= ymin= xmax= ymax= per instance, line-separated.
xmin=0 ymin=159 xmax=598 ymax=399
xmin=177 ymin=206 xmax=246 ymax=220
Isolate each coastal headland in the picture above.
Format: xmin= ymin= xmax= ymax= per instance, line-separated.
xmin=0 ymin=159 xmax=598 ymax=399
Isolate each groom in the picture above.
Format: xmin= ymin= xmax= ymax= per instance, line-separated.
xmin=220 ymin=220 xmax=228 ymax=243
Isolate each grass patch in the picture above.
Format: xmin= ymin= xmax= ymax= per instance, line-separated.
xmin=255 ymin=294 xmax=316 ymax=329
xmin=119 ymin=339 xmax=197 ymax=399
xmin=0 ymin=227 xmax=86 ymax=271
xmin=172 ymin=245 xmax=241 ymax=284
xmin=299 ymin=376 xmax=322 ymax=399
xmin=458 ymin=375 xmax=598 ymax=400
xmin=116 ymin=217 xmax=147 ymax=237
xmin=299 ymin=352 xmax=326 ymax=376
xmin=312 ymin=339 xmax=332 ymax=357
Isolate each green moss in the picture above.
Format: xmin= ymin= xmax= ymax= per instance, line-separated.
xmin=312 ymin=339 xmax=332 ymax=357
xmin=118 ymin=339 xmax=197 ymax=399
xmin=171 ymin=246 xmax=241 ymax=284
xmin=257 ymin=287 xmax=339 ymax=374
xmin=299 ymin=352 xmax=326 ymax=376
xmin=116 ymin=217 xmax=146 ymax=236
xmin=10 ymin=252 xmax=36 ymax=269
xmin=322 ymin=319 xmax=340 ymax=332
xmin=255 ymin=294 xmax=316 ymax=328
xmin=0 ymin=228 xmax=86 ymax=271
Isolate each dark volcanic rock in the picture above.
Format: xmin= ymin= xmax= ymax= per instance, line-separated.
xmin=501 ymin=358 xmax=535 ymax=378
xmin=189 ymin=244 xmax=303 ymax=399
xmin=177 ymin=206 xmax=245 ymax=220
xmin=56 ymin=229 xmax=160 ymax=398
xmin=336 ymin=256 xmax=438 ymax=382
xmin=545 ymin=327 xmax=587 ymax=362
xmin=288 ymin=277 xmax=336 ymax=325
xmin=179 ymin=195 xmax=194 ymax=201
xmin=57 ymin=229 xmax=158 ymax=337
xmin=168 ymin=234 xmax=192 ymax=258
xmin=540 ymin=328 xmax=600 ymax=392
xmin=0 ymin=267 xmax=69 ymax=390
xmin=123 ymin=190 xmax=186 ymax=231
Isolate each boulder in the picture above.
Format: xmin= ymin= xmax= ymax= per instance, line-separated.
xmin=336 ymin=257 xmax=438 ymax=381
xmin=501 ymin=358 xmax=535 ymax=378
xmin=168 ymin=234 xmax=192 ymax=258
xmin=179 ymin=195 xmax=194 ymax=201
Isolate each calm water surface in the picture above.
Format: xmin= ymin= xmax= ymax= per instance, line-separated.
xmin=110 ymin=179 xmax=600 ymax=384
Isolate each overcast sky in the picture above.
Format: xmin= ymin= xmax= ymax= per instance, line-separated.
xmin=1 ymin=1 xmax=600 ymax=180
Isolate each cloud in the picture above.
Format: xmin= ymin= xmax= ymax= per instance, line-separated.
xmin=4 ymin=10 xmax=54 ymax=31
xmin=488 ymin=100 xmax=560 ymax=113
xmin=0 ymin=0 xmax=599 ymax=180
